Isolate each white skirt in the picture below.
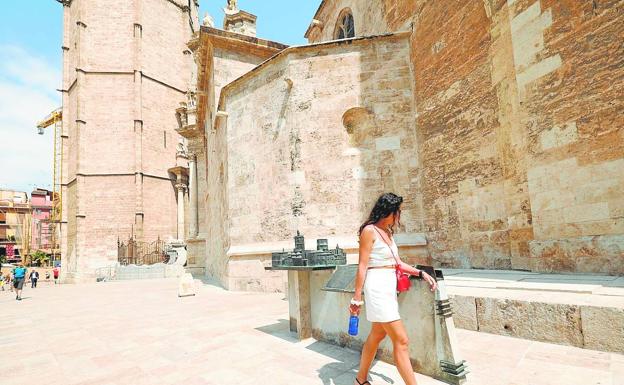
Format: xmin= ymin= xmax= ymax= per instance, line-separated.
xmin=364 ymin=268 xmax=400 ymax=323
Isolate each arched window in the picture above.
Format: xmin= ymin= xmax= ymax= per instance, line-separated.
xmin=334 ymin=9 xmax=355 ymax=40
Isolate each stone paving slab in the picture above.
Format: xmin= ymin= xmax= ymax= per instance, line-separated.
xmin=1 ymin=278 xmax=623 ymax=385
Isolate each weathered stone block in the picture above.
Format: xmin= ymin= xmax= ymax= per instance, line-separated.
xmin=581 ymin=306 xmax=624 ymax=354
xmin=475 ymin=297 xmax=583 ymax=347
xmin=590 ymin=159 xmax=624 ymax=182
xmin=609 ymin=199 xmax=624 ymax=218
xmin=375 ymin=136 xmax=401 ymax=151
xmin=540 ymin=121 xmax=578 ymax=150
xmin=449 ymin=295 xmax=478 ymax=330
xmin=563 ymin=202 xmax=610 ymax=224
xmin=227 ymin=258 xmax=267 ymax=278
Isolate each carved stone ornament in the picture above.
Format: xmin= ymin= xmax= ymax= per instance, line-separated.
xmin=225 ymin=0 xmax=238 ymax=15
xmin=176 ymin=139 xmax=188 ymax=157
xmin=202 ymin=12 xmax=215 ymax=27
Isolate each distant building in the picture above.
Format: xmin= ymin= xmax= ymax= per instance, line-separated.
xmin=0 ymin=190 xmax=31 ymax=264
xmin=30 ymin=188 xmax=55 ymax=255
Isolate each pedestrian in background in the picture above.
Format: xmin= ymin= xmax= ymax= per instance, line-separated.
xmin=5 ymin=274 xmax=12 ymax=292
xmin=12 ymin=264 xmax=28 ymax=301
xmin=29 ymin=270 xmax=40 ymax=288
xmin=53 ymin=267 xmax=60 ymax=284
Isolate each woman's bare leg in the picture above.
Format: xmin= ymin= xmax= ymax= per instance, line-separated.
xmin=381 ymin=320 xmax=417 ymax=385
xmin=355 ymin=322 xmax=387 ymax=384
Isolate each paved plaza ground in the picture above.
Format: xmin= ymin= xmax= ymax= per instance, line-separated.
xmin=1 ymin=278 xmax=623 ymax=385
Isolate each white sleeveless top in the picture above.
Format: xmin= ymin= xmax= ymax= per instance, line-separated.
xmin=368 ymin=227 xmax=399 ymax=267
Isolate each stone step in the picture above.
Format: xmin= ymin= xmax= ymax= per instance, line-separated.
xmin=442 ymin=269 xmax=624 ymax=354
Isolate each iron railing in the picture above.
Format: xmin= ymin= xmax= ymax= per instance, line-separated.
xmin=117 ymin=236 xmax=168 ymax=266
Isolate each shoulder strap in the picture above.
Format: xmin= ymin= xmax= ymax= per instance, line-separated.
xmin=372 ymin=226 xmax=401 ymax=265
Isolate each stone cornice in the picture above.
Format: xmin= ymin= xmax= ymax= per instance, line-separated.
xmin=63 ymin=173 xmax=173 ymax=186
xmin=169 ymin=166 xmax=189 ymax=177
xmin=176 ymin=125 xmax=202 ymax=139
xmin=200 ymin=26 xmax=287 ymax=55
xmin=68 ymin=69 xmax=186 ymax=94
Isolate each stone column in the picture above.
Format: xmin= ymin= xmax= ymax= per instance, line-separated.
xmin=176 ymin=183 xmax=186 ymax=241
xmin=188 ymin=154 xmax=198 ymax=238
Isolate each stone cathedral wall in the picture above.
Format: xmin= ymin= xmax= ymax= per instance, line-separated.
xmin=210 ymin=34 xmax=429 ymax=291
xmin=305 ymin=0 xmax=623 ymax=274
xmin=224 ymin=37 xmax=418 ymax=244
xmin=183 ymin=30 xmax=271 ymax=276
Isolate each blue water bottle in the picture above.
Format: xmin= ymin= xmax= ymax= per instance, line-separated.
xmin=348 ymin=314 xmax=359 ymax=336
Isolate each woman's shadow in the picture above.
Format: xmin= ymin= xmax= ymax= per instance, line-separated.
xmin=308 ymin=341 xmax=394 ymax=385
xmin=255 ymin=320 xmax=395 ymax=384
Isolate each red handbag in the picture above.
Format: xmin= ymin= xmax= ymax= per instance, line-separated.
xmin=395 ymin=265 xmax=411 ymax=292
xmin=373 ymin=227 xmax=411 ymax=292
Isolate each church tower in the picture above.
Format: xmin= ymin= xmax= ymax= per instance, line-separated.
xmin=58 ymin=0 xmax=199 ymax=282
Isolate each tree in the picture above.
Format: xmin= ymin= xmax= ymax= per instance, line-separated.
xmin=31 ymin=250 xmax=50 ymax=267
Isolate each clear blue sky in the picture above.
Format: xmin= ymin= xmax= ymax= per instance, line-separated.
xmin=201 ymin=1 xmax=320 ymax=45
xmin=0 ymin=1 xmax=320 ymax=194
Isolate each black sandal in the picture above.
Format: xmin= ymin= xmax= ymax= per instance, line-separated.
xmin=355 ymin=378 xmax=371 ymax=385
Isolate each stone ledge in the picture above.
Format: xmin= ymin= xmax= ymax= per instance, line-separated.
xmin=175 ymin=124 xmax=202 ymax=138
xmin=450 ymin=294 xmax=624 ymax=354
xmin=443 ymin=269 xmax=624 ymax=308
xmin=446 ymin=269 xmax=624 ymax=354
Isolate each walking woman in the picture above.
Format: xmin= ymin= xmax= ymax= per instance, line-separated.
xmin=350 ymin=193 xmax=437 ymax=385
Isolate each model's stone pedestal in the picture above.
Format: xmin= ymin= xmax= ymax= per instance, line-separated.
xmin=269 ymin=266 xmax=336 ymax=339
xmin=288 ymin=270 xmax=311 ymax=338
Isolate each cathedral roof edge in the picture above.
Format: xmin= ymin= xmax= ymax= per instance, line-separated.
xmin=305 ymin=0 xmax=330 ymax=38
xmin=200 ymin=25 xmax=288 ymax=51
xmin=310 ymin=0 xmax=329 ymax=27
xmin=216 ymin=30 xmax=411 ymax=114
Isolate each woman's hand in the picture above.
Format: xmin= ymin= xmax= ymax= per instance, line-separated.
xmin=349 ymin=303 xmax=361 ymax=316
xmin=422 ymin=271 xmax=437 ymax=292
xmin=349 ymin=297 xmax=363 ymax=315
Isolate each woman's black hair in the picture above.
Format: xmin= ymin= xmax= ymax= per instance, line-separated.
xmin=358 ymin=193 xmax=403 ymax=235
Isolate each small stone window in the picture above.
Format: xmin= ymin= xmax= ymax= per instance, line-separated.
xmin=334 ymin=9 xmax=355 ymax=40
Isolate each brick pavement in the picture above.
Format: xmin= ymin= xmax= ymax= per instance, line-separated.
xmin=1 ymin=279 xmax=622 ymax=385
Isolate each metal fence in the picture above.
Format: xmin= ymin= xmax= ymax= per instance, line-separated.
xmin=117 ymin=237 xmax=168 ymax=266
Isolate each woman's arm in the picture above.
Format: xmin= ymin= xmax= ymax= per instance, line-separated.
xmin=349 ymin=226 xmax=374 ymax=315
xmin=397 ymin=260 xmax=438 ymax=292
xmin=397 ymin=261 xmax=420 ymax=276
